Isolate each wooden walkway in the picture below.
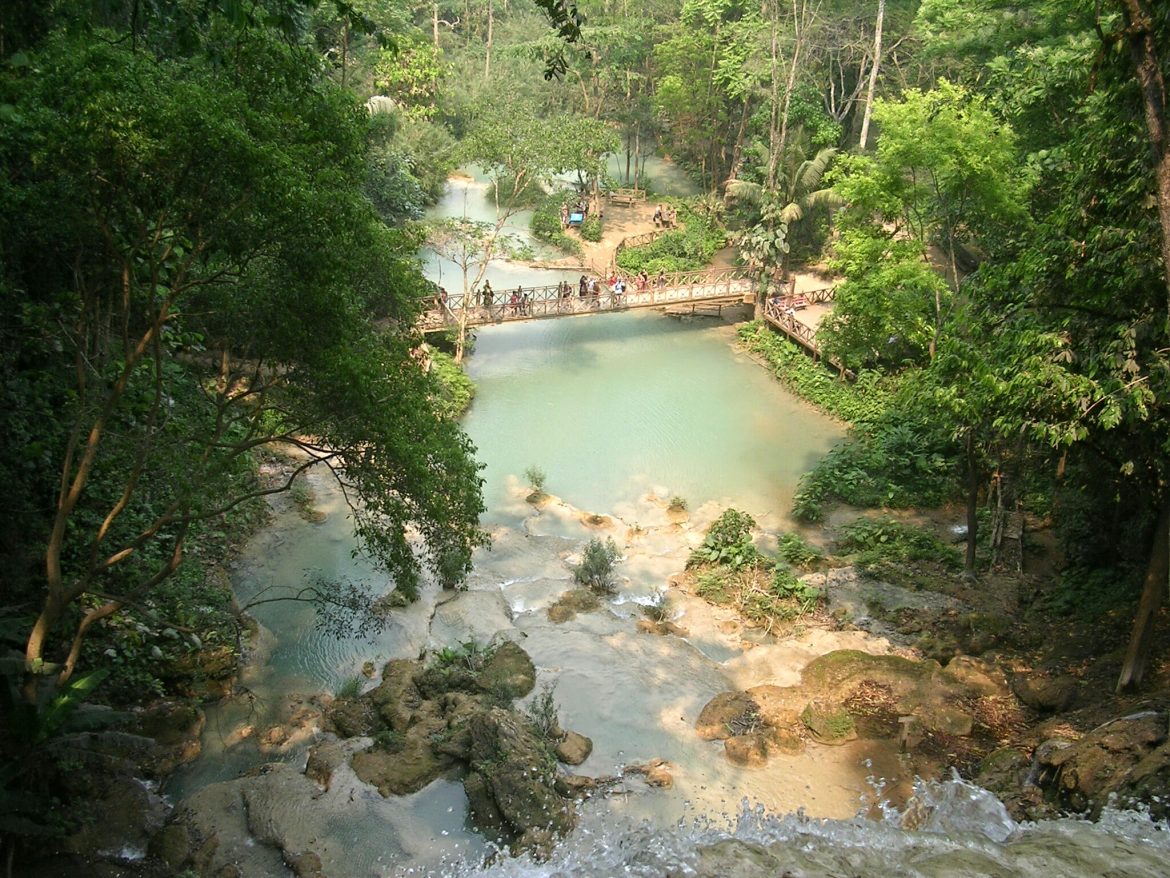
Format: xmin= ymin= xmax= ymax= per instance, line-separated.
xmin=420 ymin=268 xmax=755 ymax=331
xmin=421 ymin=268 xmax=845 ymax=373
xmin=762 ymin=286 xmax=847 ymax=374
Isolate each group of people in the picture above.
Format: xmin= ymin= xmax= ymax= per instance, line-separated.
xmin=560 ymin=198 xmax=595 ymax=228
xmin=652 ymin=203 xmax=678 ymax=227
xmin=433 ymin=267 xmax=677 ymax=321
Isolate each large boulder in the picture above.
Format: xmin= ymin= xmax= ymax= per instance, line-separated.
xmin=695 ymin=692 xmax=760 ymax=741
xmin=463 ymin=708 xmax=576 ymax=850
xmin=555 ymin=730 xmax=593 ymax=766
xmin=800 ymin=700 xmax=857 ymax=745
xmin=1011 ymin=672 xmax=1077 ymax=713
xmin=475 ymin=640 xmax=537 ymax=700
xmin=1033 ymin=709 xmax=1170 ymax=817
xmin=352 ymin=731 xmax=455 ymax=796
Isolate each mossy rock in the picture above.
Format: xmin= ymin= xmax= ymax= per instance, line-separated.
xmin=351 ymin=735 xmax=454 ymax=796
xmin=475 ymin=640 xmax=536 ymax=700
xmin=327 ymin=697 xmax=378 ymax=738
xmin=801 ymin=650 xmax=938 ymax=691
xmin=800 ymin=700 xmax=857 ymax=745
xmin=548 ymin=588 xmax=602 ymax=623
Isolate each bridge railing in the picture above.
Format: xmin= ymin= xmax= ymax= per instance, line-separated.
xmin=419 ymin=267 xmax=755 ymax=330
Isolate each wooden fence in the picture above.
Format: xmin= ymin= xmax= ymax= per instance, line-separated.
xmin=419 ymin=268 xmax=754 ymax=331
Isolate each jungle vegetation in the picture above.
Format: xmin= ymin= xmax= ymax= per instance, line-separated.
xmin=4 ymin=1 xmax=1170 ymax=863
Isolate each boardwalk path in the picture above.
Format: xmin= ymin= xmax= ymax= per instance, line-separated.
xmin=420 ymin=268 xmax=754 ymax=330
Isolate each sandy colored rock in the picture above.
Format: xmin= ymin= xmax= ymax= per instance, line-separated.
xmin=464 ymin=708 xmax=577 ymax=848
xmin=555 ymin=730 xmax=593 ymax=765
xmin=626 ymin=758 xmax=674 ymax=788
xmin=725 ymin=733 xmax=769 ymax=767
xmin=548 ymin=588 xmax=602 ymax=623
xmin=919 ymin=702 xmax=975 ymax=737
xmin=939 ymin=655 xmax=1010 ymax=697
xmin=286 ymin=850 xmax=324 ymax=877
xmin=555 ymin=774 xmax=600 ymax=797
xmin=305 ymin=740 xmax=345 ymax=789
xmin=1034 ymin=710 xmax=1170 ymax=817
xmin=745 ymin=684 xmax=803 ymax=728
xmin=327 ymin=697 xmax=378 ymax=738
xmin=476 ymin=639 xmax=537 ymax=699
xmin=695 ymin=691 xmax=760 ymax=741
xmin=766 ymin=727 xmax=805 ymax=755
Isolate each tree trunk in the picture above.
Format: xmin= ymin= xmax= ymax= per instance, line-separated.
xmin=1117 ymin=495 xmax=1170 ymax=691
xmin=776 ymin=0 xmax=809 ymax=175
xmin=859 ymin=0 xmax=885 ymax=150
xmin=767 ymin=13 xmax=781 ymax=190
xmin=1120 ymin=0 xmax=1170 ymax=323
xmin=633 ymin=125 xmax=641 ymax=190
xmin=964 ymin=430 xmax=979 ymax=579
xmin=484 ymin=0 xmax=493 ymax=80
xmin=1112 ymin=1 xmax=1170 ymax=691
xmin=433 ymin=2 xmax=440 ymax=48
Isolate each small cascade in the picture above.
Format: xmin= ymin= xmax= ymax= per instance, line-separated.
xmin=444 ymin=782 xmax=1170 ymax=878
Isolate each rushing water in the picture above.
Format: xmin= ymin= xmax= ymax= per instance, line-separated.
xmin=166 ymin=172 xmax=1170 ymax=876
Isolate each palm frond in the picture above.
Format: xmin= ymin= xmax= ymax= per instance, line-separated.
xmin=803 ymin=187 xmax=845 ymax=211
xmin=798 ymin=147 xmax=838 ymax=193
xmin=725 ymin=178 xmax=765 ymax=205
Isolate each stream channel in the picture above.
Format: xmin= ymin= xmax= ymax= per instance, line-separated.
xmin=166 ymin=176 xmax=1170 ymax=877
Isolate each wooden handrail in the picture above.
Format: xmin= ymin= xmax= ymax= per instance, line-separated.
xmin=418 ymin=268 xmax=755 ymax=331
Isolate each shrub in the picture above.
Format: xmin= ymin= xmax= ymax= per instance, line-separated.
xmin=574 ymin=537 xmax=621 ymax=594
xmin=776 ymin=533 xmax=824 ymax=570
xmin=771 ymin=564 xmax=822 ymax=611
xmin=837 ymin=518 xmax=961 ymax=571
xmin=336 ymin=676 xmax=364 ymax=699
xmin=525 ymin=682 xmax=561 ymax=740
xmin=668 ymin=495 xmax=688 ymax=513
xmin=615 ymin=202 xmax=726 ymax=274
xmin=429 ymin=350 xmax=475 ymax=419
xmin=580 ymin=216 xmax=603 ymax=242
xmin=737 ymin=321 xmax=891 ymax=424
xmin=524 ymin=465 xmax=547 ymax=494
xmin=688 ymin=508 xmax=761 ymax=570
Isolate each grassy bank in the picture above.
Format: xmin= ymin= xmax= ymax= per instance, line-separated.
xmin=736 ymin=321 xmax=890 ymax=424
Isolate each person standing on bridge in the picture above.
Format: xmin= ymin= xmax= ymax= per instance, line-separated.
xmin=656 ymin=269 xmax=667 ymax=288
xmin=579 ymin=275 xmax=588 ymax=298
xmin=482 ymin=280 xmax=493 ymax=313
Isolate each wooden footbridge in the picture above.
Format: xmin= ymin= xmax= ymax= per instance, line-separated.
xmin=419 ymin=268 xmax=756 ymax=331
xmin=420 ymin=266 xmax=840 ymax=366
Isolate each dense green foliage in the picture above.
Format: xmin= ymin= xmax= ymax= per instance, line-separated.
xmin=530 ymin=193 xmax=584 ymax=256
xmin=616 ymin=204 xmax=727 ymax=273
xmin=737 ymin=322 xmax=891 ymax=423
xmin=687 ymin=509 xmax=762 ymax=571
xmin=430 ymin=350 xmax=477 ymax=419
xmin=837 ymin=518 xmax=962 ymax=572
xmin=580 ymin=215 xmax=604 ymax=242
xmin=0 ymin=6 xmax=488 ymax=736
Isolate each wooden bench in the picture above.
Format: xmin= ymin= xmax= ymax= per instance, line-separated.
xmin=608 ymin=188 xmax=646 ymax=206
